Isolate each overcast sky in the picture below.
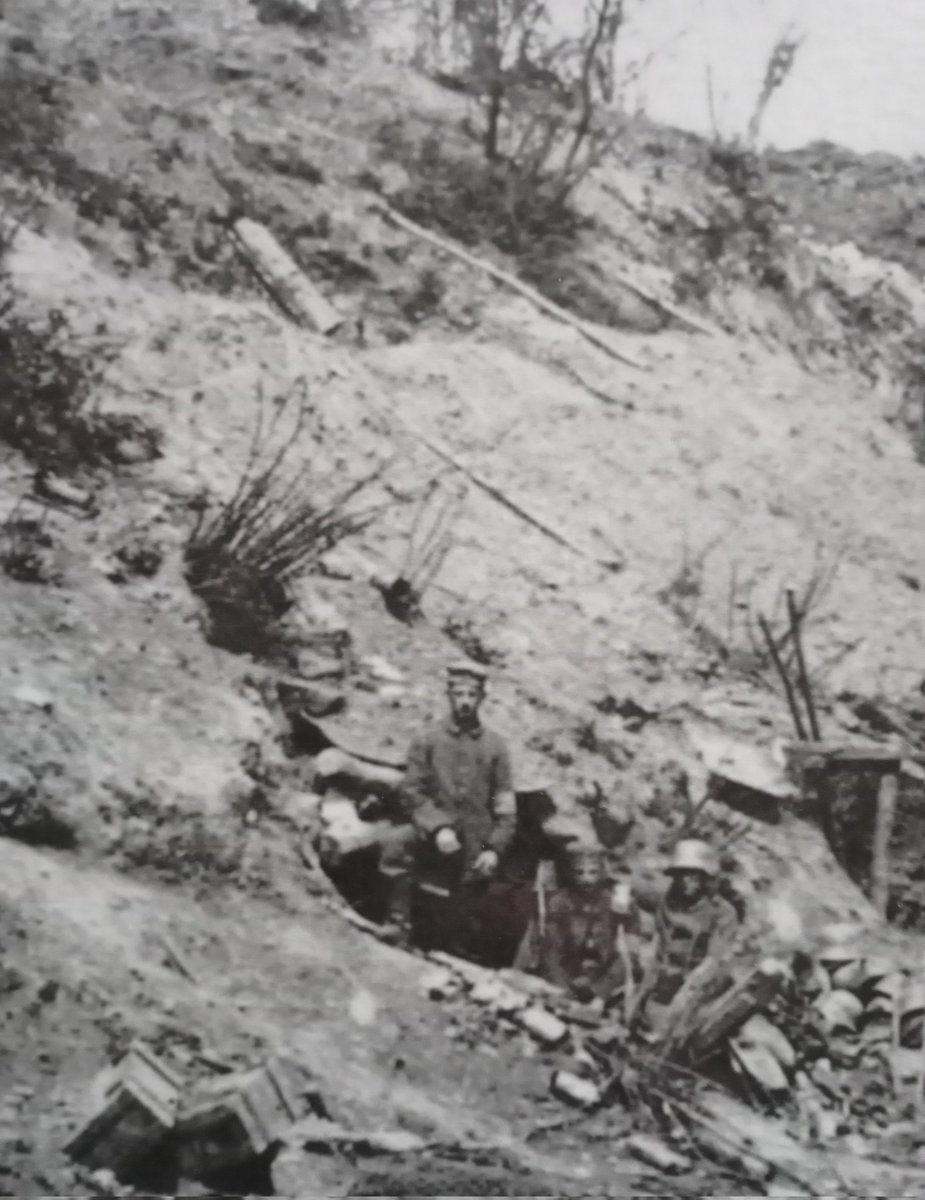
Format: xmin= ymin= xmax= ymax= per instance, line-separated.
xmin=551 ymin=0 xmax=924 ymax=157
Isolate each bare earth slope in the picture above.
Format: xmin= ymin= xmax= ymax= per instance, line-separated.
xmin=3 ymin=0 xmax=925 ymax=1195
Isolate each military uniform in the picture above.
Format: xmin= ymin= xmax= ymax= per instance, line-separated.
xmin=645 ymin=890 xmax=738 ymax=1006
xmin=380 ymin=712 xmax=517 ymax=960
xmin=527 ymin=887 xmax=627 ymax=1003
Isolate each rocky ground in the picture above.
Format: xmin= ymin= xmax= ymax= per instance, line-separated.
xmin=4 ymin=0 xmax=925 ymax=1195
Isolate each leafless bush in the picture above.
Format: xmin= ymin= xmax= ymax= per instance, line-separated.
xmin=659 ymin=535 xmax=845 ymax=683
xmin=184 ymin=388 xmax=382 ymax=657
xmin=0 ymin=215 xmax=161 ymax=472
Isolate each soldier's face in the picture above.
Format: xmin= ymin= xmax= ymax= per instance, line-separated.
xmin=572 ymin=859 xmax=605 ymax=890
xmin=448 ymin=678 xmax=484 ymax=722
xmin=674 ymin=869 xmax=707 ymax=901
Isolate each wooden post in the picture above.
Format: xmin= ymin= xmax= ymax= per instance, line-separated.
xmin=871 ymin=770 xmax=898 ymax=918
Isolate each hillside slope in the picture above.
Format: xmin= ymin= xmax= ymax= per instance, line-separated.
xmin=3 ymin=0 xmax=925 ymax=1195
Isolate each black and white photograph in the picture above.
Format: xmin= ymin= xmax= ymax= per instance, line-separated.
xmin=2 ymin=0 xmax=924 ymax=1195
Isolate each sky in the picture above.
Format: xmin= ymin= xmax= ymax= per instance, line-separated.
xmin=551 ymin=0 xmax=925 ymax=157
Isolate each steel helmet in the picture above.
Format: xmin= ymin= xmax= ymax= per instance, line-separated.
xmin=666 ymin=838 xmax=717 ymax=877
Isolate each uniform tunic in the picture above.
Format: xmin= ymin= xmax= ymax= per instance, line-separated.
xmin=527 ymin=888 xmax=626 ymax=1001
xmin=399 ymin=717 xmax=516 ymax=869
xmin=646 ymin=890 xmax=738 ymax=1006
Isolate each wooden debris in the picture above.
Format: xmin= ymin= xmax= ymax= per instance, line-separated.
xmin=682 ymin=958 xmax=789 ymax=1063
xmin=176 ymin=1060 xmax=308 ymax=1178
xmin=33 ymin=471 xmax=97 ymax=517
xmin=786 ymin=586 xmax=821 ymax=740
xmin=625 ymin=1132 xmax=691 ymax=1174
xmin=375 ymin=201 xmax=648 ymax=371
xmin=157 ymin=933 xmax=196 ymax=984
xmin=230 ymin=218 xmax=343 ymax=334
xmin=65 ymin=1043 xmax=181 ymax=1175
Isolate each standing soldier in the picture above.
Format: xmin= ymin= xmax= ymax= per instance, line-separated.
xmin=379 ymin=660 xmax=517 ymax=960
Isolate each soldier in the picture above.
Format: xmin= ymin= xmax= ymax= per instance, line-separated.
xmin=379 ymin=660 xmax=517 ymax=960
xmin=518 ymin=840 xmax=629 ymax=1006
xmin=639 ymin=838 xmax=740 ymax=1025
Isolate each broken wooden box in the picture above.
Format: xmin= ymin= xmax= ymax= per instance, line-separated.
xmin=175 ymin=1059 xmax=312 ymax=1178
xmin=65 ymin=1042 xmax=182 ymax=1175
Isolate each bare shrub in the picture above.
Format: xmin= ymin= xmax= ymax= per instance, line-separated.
xmin=659 ymin=535 xmax=845 ymax=684
xmin=0 ymin=214 xmax=162 ymax=472
xmin=184 ymin=388 xmax=382 ymax=657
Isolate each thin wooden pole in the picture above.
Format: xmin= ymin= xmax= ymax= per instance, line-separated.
xmin=758 ymin=613 xmax=807 ymax=741
xmin=786 ymin=586 xmax=821 ymax=740
xmin=871 ymin=771 xmax=897 ymax=918
xmin=376 ymin=202 xmax=649 ymax=370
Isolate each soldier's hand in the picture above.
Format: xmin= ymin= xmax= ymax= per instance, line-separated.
xmin=472 ymin=849 xmax=499 ymax=878
xmin=434 ymin=827 xmax=462 ymax=855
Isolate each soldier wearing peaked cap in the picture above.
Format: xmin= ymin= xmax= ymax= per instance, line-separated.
xmin=379 ymin=660 xmax=518 ymax=960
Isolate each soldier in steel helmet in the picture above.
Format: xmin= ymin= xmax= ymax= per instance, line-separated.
xmin=639 ymin=838 xmax=741 ymax=1021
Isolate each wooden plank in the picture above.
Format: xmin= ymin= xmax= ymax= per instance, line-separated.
xmin=784 ymin=741 xmax=904 ymax=769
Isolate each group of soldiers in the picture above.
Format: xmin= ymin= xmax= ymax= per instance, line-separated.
xmin=377 ymin=660 xmax=741 ymax=1017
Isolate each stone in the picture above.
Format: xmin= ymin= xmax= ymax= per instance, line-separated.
xmin=11 ymin=685 xmax=54 ymax=713
xmin=550 ymin=1070 xmax=599 ymax=1107
xmin=419 ymin=968 xmax=461 ymax=1001
xmin=518 ymin=1006 xmax=569 ymax=1048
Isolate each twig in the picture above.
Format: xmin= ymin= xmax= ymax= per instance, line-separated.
xmin=786 ymin=586 xmax=821 ymax=740
xmin=375 ymin=201 xmax=649 ymax=370
xmin=157 ymin=934 xmax=196 ymax=983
